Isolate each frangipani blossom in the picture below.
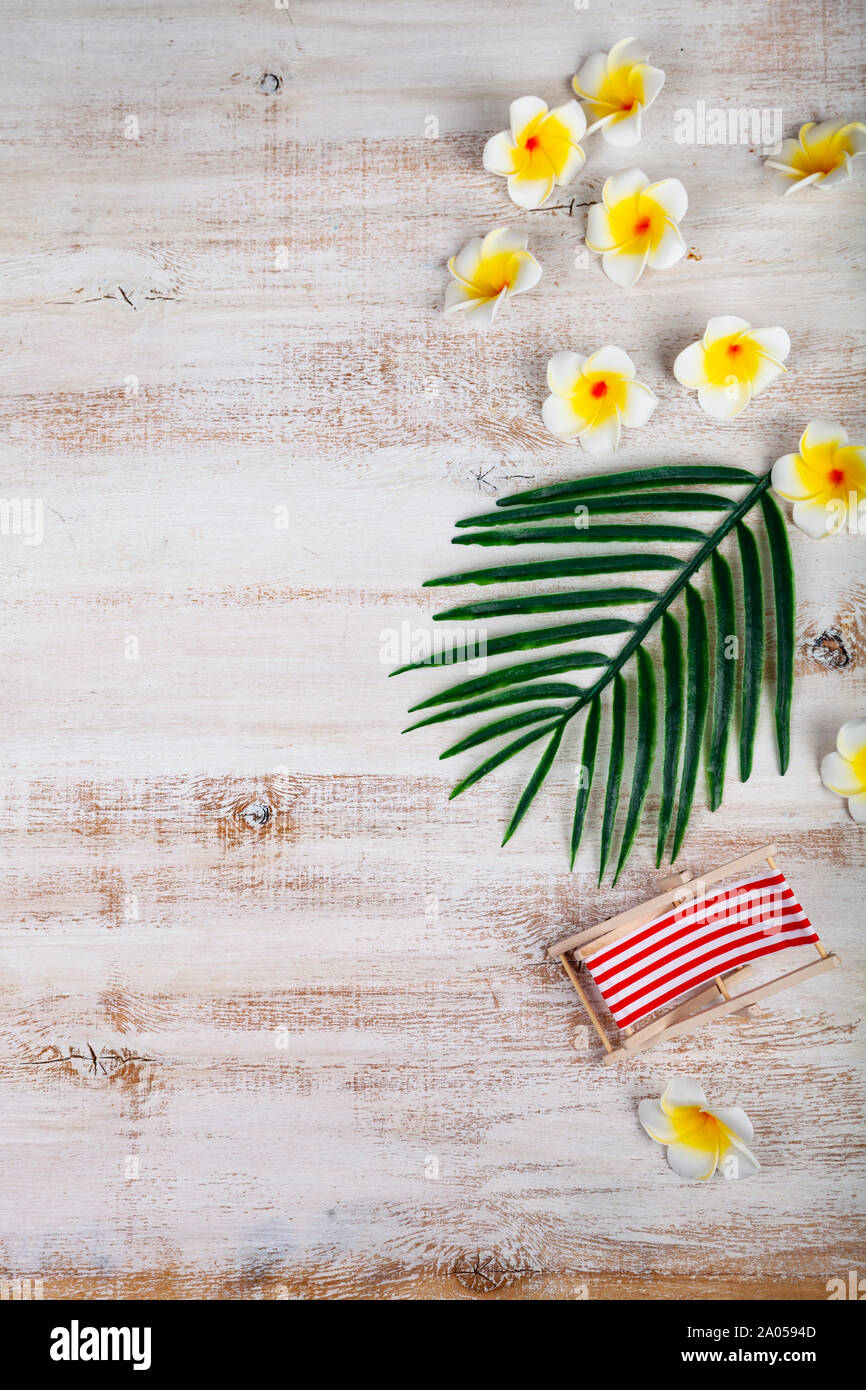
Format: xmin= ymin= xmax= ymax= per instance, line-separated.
xmin=572 ymin=37 xmax=665 ymax=147
xmin=444 ymin=226 xmax=542 ymax=328
xmin=765 ymin=119 xmax=866 ymax=194
xmin=639 ymin=1078 xmax=760 ymax=1181
xmin=586 ymin=169 xmax=687 ymax=288
xmin=771 ymin=420 xmax=866 ymax=538
xmin=821 ymin=719 xmax=866 ymax=823
xmin=483 ymin=97 xmax=587 ymax=209
xmin=673 ymin=317 xmax=790 ymax=421
xmin=542 ymin=346 xmax=657 ymax=456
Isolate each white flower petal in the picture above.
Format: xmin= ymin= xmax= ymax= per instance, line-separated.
xmin=509 ymin=251 xmax=543 ymax=294
xmin=585 ymin=203 xmax=617 ymax=252
xmin=666 ymin=1138 xmax=719 ymax=1181
xmin=572 ymin=51 xmax=610 ymax=100
xmin=480 ymin=226 xmax=528 ymax=258
xmin=801 ymin=418 xmax=848 ymax=453
xmin=583 ymin=110 xmax=618 ymax=136
xmin=643 ymin=177 xmax=688 ymax=222
xmin=631 ymin=62 xmax=665 ymax=107
xmin=509 ymin=95 xmax=548 ymax=145
xmin=806 ymin=117 xmax=847 ymax=146
xmin=717 ymin=1133 xmax=761 ymax=1179
xmin=461 ymin=290 xmax=507 ymax=329
xmin=822 ymin=750 xmax=864 ymax=796
xmin=771 ymin=453 xmax=813 ymax=500
xmin=602 ymin=167 xmax=649 ymax=209
xmin=548 ymin=99 xmax=587 ymax=142
xmin=580 ymin=408 xmax=622 ymax=456
xmin=444 ymin=281 xmax=480 ymax=312
xmin=601 ymin=242 xmax=649 ymax=288
xmin=750 ymin=353 xmax=787 ymax=396
xmin=546 ymin=350 xmax=586 ymax=397
xmin=556 ymin=143 xmax=586 ymax=186
xmin=782 ymin=171 xmax=823 ymax=195
xmin=483 ymin=130 xmax=520 ymax=176
xmin=621 ymin=380 xmax=658 ymax=427
xmin=748 ymin=326 xmax=791 ymax=363
xmin=792 ymin=497 xmax=834 ymax=538
xmin=848 ymin=791 xmax=866 ymax=823
xmin=820 ymin=154 xmax=853 ymax=188
xmin=608 ymin=36 xmax=649 ymax=69
xmin=449 ymin=238 xmax=484 ymax=287
xmin=661 ymin=1078 xmax=708 ymax=1113
xmin=542 ymin=393 xmax=585 ymax=439
xmin=697 ymin=379 xmax=752 ymax=420
xmin=704 ymin=1106 xmax=754 ymax=1144
xmin=840 ymin=121 xmax=866 ymax=155
xmin=638 ymin=1099 xmax=679 ymax=1144
xmin=647 ymin=219 xmax=686 ymax=270
xmin=703 ymin=315 xmax=752 ymax=347
xmin=582 ymin=345 xmax=636 ymax=379
xmin=673 ymin=341 xmax=710 ymax=388
xmin=837 ymin=718 xmax=866 ymax=762
xmin=507 ymin=169 xmax=555 ymax=208
xmin=600 ymin=105 xmax=643 ymax=147
xmin=765 ymin=138 xmax=802 ymax=171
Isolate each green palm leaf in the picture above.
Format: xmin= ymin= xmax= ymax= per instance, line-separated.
xmin=398 ymin=464 xmax=795 ymax=877
xmin=599 ymin=673 xmax=627 ymax=883
xmin=670 ymin=584 xmax=710 ymax=862
xmin=571 ymin=695 xmax=601 ymax=869
xmin=761 ymin=492 xmax=795 ymax=774
xmin=707 ymin=551 xmax=736 ymax=811
xmin=656 ymin=612 xmax=683 ymax=866
xmin=614 ymin=648 xmax=657 ymax=885
xmin=736 ymin=522 xmax=764 ymax=781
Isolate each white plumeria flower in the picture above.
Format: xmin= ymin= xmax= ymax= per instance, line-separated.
xmin=772 ymin=420 xmax=866 ymax=538
xmin=821 ymin=719 xmax=866 ymax=823
xmin=765 ymin=119 xmax=866 ymax=194
xmin=444 ymin=226 xmax=542 ymax=328
xmin=639 ymin=1078 xmax=760 ymax=1182
xmin=585 ymin=168 xmax=687 ymax=289
xmin=483 ymin=96 xmax=587 ymax=209
xmin=572 ymin=36 xmax=665 ymax=147
xmin=673 ymin=316 xmax=790 ymax=421
xmin=541 ymin=346 xmax=657 ymax=456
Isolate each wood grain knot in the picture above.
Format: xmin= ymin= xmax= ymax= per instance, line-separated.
xmin=809 ymin=627 xmax=850 ymax=670
xmin=240 ymin=798 xmax=271 ymax=828
xmin=451 ymin=1251 xmax=542 ymax=1295
xmin=31 ymin=1043 xmax=155 ymax=1082
xmin=258 ymin=72 xmax=282 ymax=95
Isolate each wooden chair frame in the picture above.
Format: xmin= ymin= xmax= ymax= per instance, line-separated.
xmin=548 ymin=844 xmax=840 ymax=1066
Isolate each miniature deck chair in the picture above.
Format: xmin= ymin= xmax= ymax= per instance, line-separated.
xmin=548 ymin=845 xmax=840 ymax=1066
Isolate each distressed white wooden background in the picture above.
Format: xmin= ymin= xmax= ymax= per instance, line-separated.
xmin=0 ymin=0 xmax=864 ymax=1300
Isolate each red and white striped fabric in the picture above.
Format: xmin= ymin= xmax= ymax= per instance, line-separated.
xmin=585 ymin=871 xmax=818 ymax=1030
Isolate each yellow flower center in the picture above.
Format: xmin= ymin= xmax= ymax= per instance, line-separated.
xmin=515 ymin=114 xmax=575 ymax=179
xmin=589 ymin=65 xmax=640 ymax=116
xmin=703 ymin=333 xmax=760 ymax=385
xmin=850 ymin=747 xmax=866 ymax=785
xmin=790 ymin=126 xmax=858 ymax=178
xmin=471 ymin=251 xmax=519 ymax=298
xmin=671 ymin=1108 xmax=721 ymax=1150
xmin=607 ymin=195 xmax=667 ymax=252
xmin=798 ymin=443 xmax=866 ymax=503
xmin=569 ymin=372 xmax=626 ymax=420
